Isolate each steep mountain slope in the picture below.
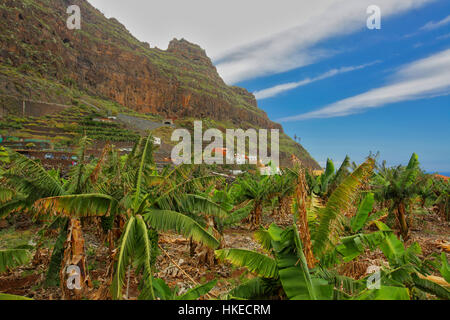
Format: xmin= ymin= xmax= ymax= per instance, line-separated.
xmin=0 ymin=0 xmax=320 ymax=168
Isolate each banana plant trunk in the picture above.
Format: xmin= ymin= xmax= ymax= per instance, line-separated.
xmin=438 ymin=202 xmax=448 ymax=222
xmin=251 ymin=202 xmax=263 ymax=228
xmin=197 ymin=216 xmax=220 ymax=266
xmin=396 ymin=201 xmax=409 ymax=241
xmin=295 ymin=170 xmax=316 ymax=269
xmin=60 ymin=218 xmax=91 ymax=300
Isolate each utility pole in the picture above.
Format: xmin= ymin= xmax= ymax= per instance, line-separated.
xmin=22 ymin=100 xmax=25 ymax=116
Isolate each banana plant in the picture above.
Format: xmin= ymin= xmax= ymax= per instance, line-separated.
xmin=0 ymin=136 xmax=222 ymax=299
xmin=306 ymin=156 xmax=352 ymax=199
xmin=217 ymin=218 xmax=449 ymax=300
xmin=371 ymin=153 xmax=421 ymax=240
xmin=312 ymin=158 xmax=375 ymax=257
xmin=270 ymin=172 xmax=296 ymax=218
xmin=106 ymin=136 xmax=221 ymax=299
xmin=233 ymin=174 xmax=273 ymax=228
xmin=216 ymin=223 xmax=333 ymax=300
xmin=432 ymin=177 xmax=449 ymax=221
xmin=0 ymin=138 xmax=114 ymax=293
xmin=416 ymin=175 xmax=434 ymax=208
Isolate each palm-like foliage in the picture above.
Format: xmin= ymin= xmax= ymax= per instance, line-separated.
xmin=313 ymin=158 xmax=375 ymax=257
xmin=306 ymin=156 xmax=352 ymax=199
xmin=1 ymin=131 xmax=447 ymax=301
xmin=270 ymin=171 xmax=296 ymax=218
xmin=371 ymin=153 xmax=421 ymax=239
xmin=102 ymin=135 xmax=222 ymax=299
xmin=233 ymin=174 xmax=273 ymax=228
xmin=0 ymin=134 xmax=224 ymax=299
xmin=432 ymin=177 xmax=449 ymax=221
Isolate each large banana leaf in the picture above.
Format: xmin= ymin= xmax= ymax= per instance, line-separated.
xmin=112 ymin=217 xmax=137 ymax=300
xmin=215 ymin=249 xmax=278 ymax=278
xmin=399 ymin=153 xmax=420 ymax=190
xmin=355 ymin=286 xmax=410 ymax=300
xmin=0 ymin=249 xmax=31 ymax=273
xmin=375 ymin=222 xmax=406 ymax=265
xmin=152 ymin=278 xmax=177 ymax=300
xmin=176 ymin=280 xmax=217 ymax=300
xmin=272 ymin=227 xmax=329 ymax=300
xmin=133 ymin=135 xmax=154 ymax=210
xmin=8 ymin=151 xmax=64 ymax=197
xmin=254 ymin=223 xmax=283 ymax=252
xmin=411 ymin=273 xmax=450 ymax=300
xmin=350 ymin=192 xmax=375 ymax=232
xmin=144 ymin=209 xmax=219 ymax=249
xmin=221 ymin=200 xmax=253 ymax=226
xmin=439 ymin=253 xmax=450 ymax=283
xmin=171 ymin=194 xmax=229 ymax=218
xmin=328 ymin=155 xmax=351 ymax=195
xmin=135 ymin=215 xmax=155 ymax=300
xmin=0 ymin=198 xmax=26 ymax=219
xmin=34 ymin=194 xmax=117 ymax=218
xmin=320 ymin=158 xmax=335 ymax=194
xmin=0 ymin=293 xmax=32 ymax=300
xmin=334 ymin=231 xmax=387 ymax=263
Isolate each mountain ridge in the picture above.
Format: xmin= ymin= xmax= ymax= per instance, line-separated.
xmin=0 ymin=0 xmax=320 ymax=169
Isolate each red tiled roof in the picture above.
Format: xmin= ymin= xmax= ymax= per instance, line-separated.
xmin=434 ymin=174 xmax=449 ymax=181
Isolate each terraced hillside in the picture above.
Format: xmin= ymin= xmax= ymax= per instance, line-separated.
xmin=0 ymin=100 xmax=137 ymax=150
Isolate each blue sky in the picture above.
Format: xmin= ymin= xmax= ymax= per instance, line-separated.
xmin=89 ymin=0 xmax=450 ymax=172
xmin=232 ymin=1 xmax=450 ymax=172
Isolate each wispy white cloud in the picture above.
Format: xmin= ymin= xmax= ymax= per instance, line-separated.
xmin=437 ymin=33 xmax=450 ymax=40
xmin=214 ymin=0 xmax=434 ymax=83
xmin=420 ymin=14 xmax=450 ymax=31
xmin=254 ymin=62 xmax=380 ymax=100
xmin=278 ymin=48 xmax=450 ymax=122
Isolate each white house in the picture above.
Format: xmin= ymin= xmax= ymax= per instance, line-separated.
xmin=235 ymin=154 xmax=246 ymax=165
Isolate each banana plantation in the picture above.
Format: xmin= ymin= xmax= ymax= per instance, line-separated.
xmin=0 ymin=136 xmax=448 ymax=300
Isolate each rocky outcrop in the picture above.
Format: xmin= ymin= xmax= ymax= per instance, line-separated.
xmin=0 ymin=0 xmax=319 ymax=169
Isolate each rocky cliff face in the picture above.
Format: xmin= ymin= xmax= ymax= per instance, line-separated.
xmin=0 ymin=0 xmax=320 ymax=169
